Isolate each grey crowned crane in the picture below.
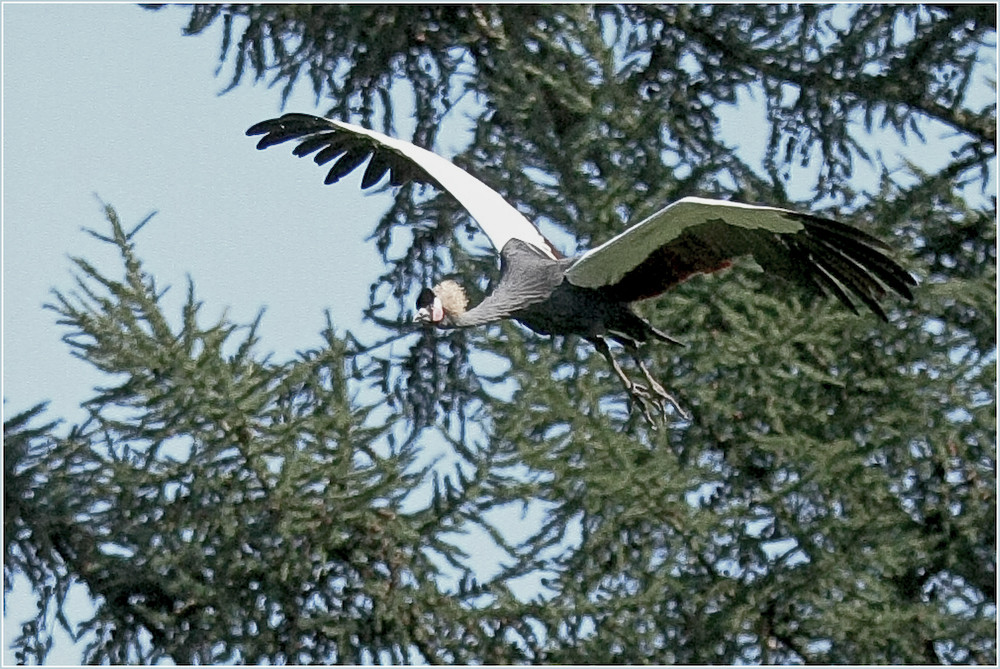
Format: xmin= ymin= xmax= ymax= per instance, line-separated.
xmin=247 ymin=113 xmax=915 ymax=423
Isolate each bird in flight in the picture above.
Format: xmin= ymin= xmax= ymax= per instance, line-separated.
xmin=247 ymin=113 xmax=915 ymax=423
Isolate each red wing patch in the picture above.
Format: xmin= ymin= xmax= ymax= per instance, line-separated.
xmin=603 ymin=233 xmax=738 ymax=302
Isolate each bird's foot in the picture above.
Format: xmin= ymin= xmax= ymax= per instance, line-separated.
xmin=623 ymin=381 xmax=660 ymax=425
xmin=642 ymin=377 xmax=690 ymax=421
xmin=630 ymin=357 xmax=690 ymax=422
xmin=623 ymin=380 xmax=690 ymax=426
xmin=595 ymin=337 xmax=690 ymax=425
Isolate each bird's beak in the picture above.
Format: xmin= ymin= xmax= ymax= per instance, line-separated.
xmin=414 ymin=297 xmax=444 ymax=325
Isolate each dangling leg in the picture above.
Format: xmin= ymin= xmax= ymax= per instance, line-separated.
xmin=622 ymin=340 xmax=690 ymax=420
xmin=591 ymin=336 xmax=662 ymax=424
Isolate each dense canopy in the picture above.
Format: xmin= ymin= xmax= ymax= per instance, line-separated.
xmin=6 ymin=4 xmax=995 ymax=664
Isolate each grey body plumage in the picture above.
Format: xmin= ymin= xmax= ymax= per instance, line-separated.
xmin=248 ymin=114 xmax=915 ymax=423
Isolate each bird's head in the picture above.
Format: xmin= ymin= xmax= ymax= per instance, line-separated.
xmin=414 ymin=280 xmax=468 ymax=327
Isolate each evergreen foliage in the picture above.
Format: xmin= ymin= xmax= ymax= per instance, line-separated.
xmin=6 ymin=4 xmax=994 ymax=664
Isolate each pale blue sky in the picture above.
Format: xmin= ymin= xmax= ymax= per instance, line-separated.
xmin=2 ymin=3 xmax=398 ymax=662
xmin=4 ymin=5 xmax=552 ymax=662
xmin=3 ymin=3 xmax=995 ymax=664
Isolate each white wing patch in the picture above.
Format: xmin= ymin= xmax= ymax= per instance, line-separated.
xmin=329 ymin=121 xmax=559 ymax=260
xmin=566 ymin=197 xmax=806 ymax=289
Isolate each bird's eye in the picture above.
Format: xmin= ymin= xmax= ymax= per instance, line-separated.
xmin=415 ymin=288 xmax=436 ymax=309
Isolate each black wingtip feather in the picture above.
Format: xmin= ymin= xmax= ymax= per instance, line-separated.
xmin=361 ymin=152 xmax=392 ymax=189
xmin=291 ymin=133 xmax=343 ymax=157
xmin=807 ymin=225 xmax=916 ymax=301
xmin=786 ymin=237 xmax=863 ymax=317
xmin=324 ymin=147 xmax=370 ymax=185
xmin=246 ymin=120 xmax=272 ymax=136
xmin=248 ymin=114 xmax=448 ymax=193
xmin=313 ymin=142 xmax=348 ymax=166
xmin=254 ymin=132 xmax=294 ymax=150
xmin=797 ymin=212 xmax=895 ymax=251
xmin=796 ymin=235 xmax=891 ymax=321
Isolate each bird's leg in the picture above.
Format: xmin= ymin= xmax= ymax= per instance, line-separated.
xmin=623 ymin=342 xmax=690 ymax=421
xmin=592 ymin=337 xmax=662 ymax=424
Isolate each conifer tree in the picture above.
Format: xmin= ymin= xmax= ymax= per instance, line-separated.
xmin=7 ymin=4 xmax=994 ymax=663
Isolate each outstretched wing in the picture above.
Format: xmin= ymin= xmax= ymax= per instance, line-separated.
xmin=247 ymin=113 xmax=561 ymax=259
xmin=566 ymin=197 xmax=915 ymax=320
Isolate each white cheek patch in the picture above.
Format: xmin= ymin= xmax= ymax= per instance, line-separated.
xmin=432 ymin=297 xmax=444 ymax=322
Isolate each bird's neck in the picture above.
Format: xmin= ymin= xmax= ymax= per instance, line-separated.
xmin=444 ymin=307 xmax=502 ymax=328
